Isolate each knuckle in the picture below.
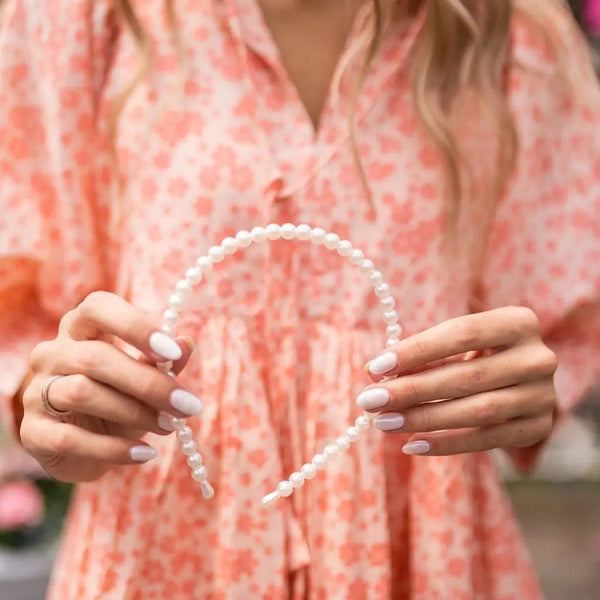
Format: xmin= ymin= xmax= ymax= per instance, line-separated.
xmin=30 ymin=341 xmax=54 ymax=371
xmin=76 ymin=342 xmax=106 ymax=373
xmin=19 ymin=417 xmax=36 ymax=453
xmin=454 ymin=321 xmax=481 ymax=348
xmin=536 ymin=346 xmax=558 ymax=376
xmin=414 ymin=403 xmax=436 ymax=432
xmin=50 ymin=429 xmax=74 ymax=456
xmin=78 ymin=291 xmax=109 ymax=319
xmin=65 ymin=374 xmax=92 ymax=405
xmin=399 ymin=379 xmax=420 ymax=406
xmin=455 ymin=365 xmax=485 ymax=396
xmin=472 ymin=399 xmax=499 ymax=426
xmin=513 ymin=306 xmax=540 ymax=333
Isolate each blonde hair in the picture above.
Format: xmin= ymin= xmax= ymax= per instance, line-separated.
xmin=109 ymin=0 xmax=575 ymax=232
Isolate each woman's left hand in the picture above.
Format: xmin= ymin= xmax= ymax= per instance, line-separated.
xmin=359 ymin=306 xmax=557 ymax=455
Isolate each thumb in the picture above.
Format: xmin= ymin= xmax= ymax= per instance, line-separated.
xmin=170 ymin=336 xmax=195 ymax=375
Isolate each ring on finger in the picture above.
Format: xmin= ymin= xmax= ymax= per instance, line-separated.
xmin=41 ymin=375 xmax=73 ymax=418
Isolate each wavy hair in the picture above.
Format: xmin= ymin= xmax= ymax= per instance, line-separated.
xmin=109 ymin=0 xmax=576 ymax=233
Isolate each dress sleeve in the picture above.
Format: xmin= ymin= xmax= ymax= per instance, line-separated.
xmin=475 ymin=12 xmax=600 ymax=471
xmin=0 ymin=1 xmax=115 ymax=432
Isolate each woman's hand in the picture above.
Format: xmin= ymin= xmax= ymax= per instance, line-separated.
xmin=20 ymin=291 xmax=201 ymax=483
xmin=359 ymin=306 xmax=557 ymax=455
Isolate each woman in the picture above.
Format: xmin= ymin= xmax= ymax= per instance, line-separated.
xmin=1 ymin=1 xmax=599 ymax=598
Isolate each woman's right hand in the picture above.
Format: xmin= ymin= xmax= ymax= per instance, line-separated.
xmin=19 ymin=291 xmax=202 ymax=483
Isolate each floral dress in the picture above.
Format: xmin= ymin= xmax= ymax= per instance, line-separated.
xmin=1 ymin=1 xmax=599 ymax=599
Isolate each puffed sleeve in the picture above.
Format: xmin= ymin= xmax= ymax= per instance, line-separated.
xmin=476 ymin=12 xmax=600 ymax=470
xmin=0 ymin=1 xmax=115 ymax=432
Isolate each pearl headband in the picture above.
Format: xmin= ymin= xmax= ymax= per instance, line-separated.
xmin=156 ymin=224 xmax=402 ymax=507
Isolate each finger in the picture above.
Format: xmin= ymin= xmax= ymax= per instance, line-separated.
xmin=399 ymin=414 xmax=553 ymax=456
xmin=136 ymin=336 xmax=195 ymax=375
xmin=29 ymin=340 xmax=203 ymax=417
xmin=365 ymin=306 xmax=541 ymax=380
xmin=357 ymin=343 xmax=556 ymax=411
xmin=20 ymin=417 xmax=159 ymax=470
xmin=372 ymin=381 xmax=556 ymax=433
xmin=59 ymin=291 xmax=183 ymax=362
xmin=27 ymin=373 xmax=169 ymax=435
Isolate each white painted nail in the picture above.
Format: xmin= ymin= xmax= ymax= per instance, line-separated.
xmin=368 ymin=351 xmax=398 ymax=375
xmin=149 ymin=332 xmax=182 ymax=361
xmin=170 ymin=389 xmax=203 ymax=416
xmin=373 ymin=413 xmax=405 ymax=431
xmin=356 ymin=388 xmax=390 ymax=410
xmin=157 ymin=411 xmax=176 ymax=431
xmin=129 ymin=446 xmax=158 ymax=462
xmin=402 ymin=440 xmax=431 ymax=455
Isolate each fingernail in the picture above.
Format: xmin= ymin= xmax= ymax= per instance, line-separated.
xmin=367 ymin=351 xmax=398 ymax=375
xmin=373 ymin=413 xmax=405 ymax=431
xmin=129 ymin=445 xmax=158 ymax=462
xmin=356 ymin=387 xmax=390 ymax=410
xmin=158 ymin=411 xmax=176 ymax=431
xmin=170 ymin=389 xmax=203 ymax=416
xmin=177 ymin=335 xmax=195 ymax=352
xmin=402 ymin=440 xmax=430 ymax=455
xmin=149 ymin=332 xmax=183 ymax=361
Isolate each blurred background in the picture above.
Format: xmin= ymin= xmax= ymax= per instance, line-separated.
xmin=0 ymin=3 xmax=599 ymax=600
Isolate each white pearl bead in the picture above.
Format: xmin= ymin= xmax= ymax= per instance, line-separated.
xmin=277 ymin=480 xmax=293 ymax=497
xmin=186 ymin=267 xmax=202 ymax=285
xmin=386 ymin=339 xmax=398 ymax=348
xmin=310 ymin=228 xmax=326 ymax=244
xmin=280 ymin=223 xmax=296 ymax=239
xmin=300 ymin=463 xmax=317 ymax=479
xmin=337 ymin=240 xmax=353 ymax=256
xmin=295 ymin=224 xmax=312 ymax=240
xmin=163 ymin=309 xmax=178 ymax=325
xmin=180 ymin=440 xmax=197 ymax=455
xmin=384 ymin=310 xmax=399 ymax=325
xmin=346 ymin=426 xmax=360 ymax=442
xmin=250 ymin=226 xmax=267 ymax=243
xmin=191 ymin=465 xmax=208 ymax=481
xmin=176 ymin=426 xmax=192 ymax=442
xmin=289 ymin=472 xmax=305 ymax=488
xmin=324 ymin=233 xmax=340 ymax=249
xmin=375 ymin=283 xmax=391 ymax=298
xmin=161 ymin=324 xmax=175 ymax=336
xmin=196 ymin=256 xmax=213 ymax=273
xmin=168 ymin=294 xmax=184 ymax=310
xmin=175 ymin=279 xmax=192 ymax=294
xmin=349 ymin=249 xmax=364 ymax=265
xmin=222 ymin=237 xmax=239 ymax=254
xmin=355 ymin=415 xmax=371 ymax=431
xmin=172 ymin=417 xmax=187 ymax=430
xmin=360 ymin=259 xmax=375 ymax=275
xmin=323 ymin=444 xmax=339 ymax=460
xmin=312 ymin=453 xmax=327 ymax=470
xmin=380 ymin=296 xmax=395 ymax=310
xmin=209 ymin=245 xmax=225 ymax=262
xmin=386 ymin=324 xmax=402 ymax=339
xmin=266 ymin=223 xmax=282 ymax=240
xmin=236 ymin=230 xmax=252 ymax=247
xmin=262 ymin=490 xmax=280 ymax=507
xmin=336 ymin=436 xmax=351 ymax=451
xmin=200 ymin=480 xmax=215 ymax=499
xmin=369 ymin=271 xmax=384 ymax=286
xmin=186 ymin=452 xmax=203 ymax=468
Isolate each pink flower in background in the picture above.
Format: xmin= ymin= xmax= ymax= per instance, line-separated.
xmin=0 ymin=480 xmax=45 ymax=530
xmin=584 ymin=0 xmax=600 ymax=35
